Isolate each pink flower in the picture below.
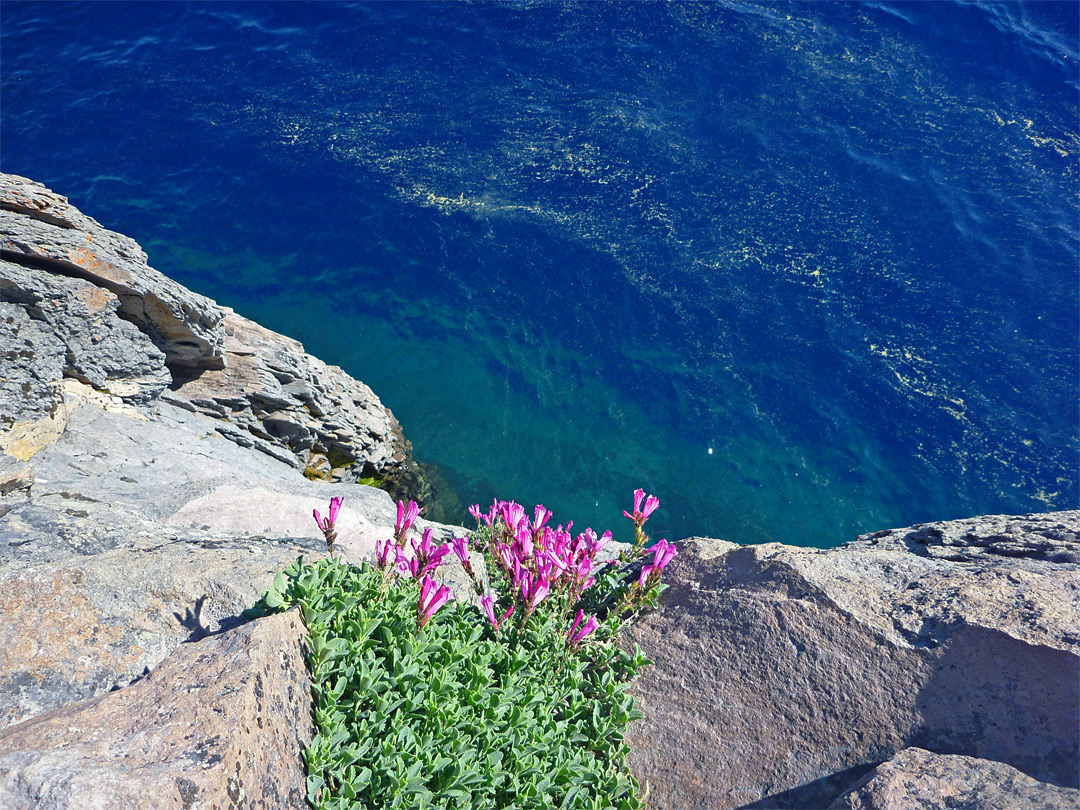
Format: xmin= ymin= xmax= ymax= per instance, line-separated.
xmin=531 ymin=504 xmax=552 ymax=543
xmin=375 ymin=538 xmax=393 ymax=570
xmin=451 ymin=536 xmax=472 ymax=569
xmin=500 ymin=501 xmax=526 ymax=533
xmin=650 ymin=538 xmax=678 ymax=570
xmin=417 ymin=575 xmax=454 ymax=628
xmin=590 ymin=529 xmax=612 ymax=555
xmin=512 ymin=523 xmax=534 ymax=558
xmin=519 ymin=571 xmax=550 ymax=618
xmin=571 ymin=555 xmax=595 ymax=585
xmin=534 ymin=554 xmax=560 ymax=585
xmin=394 ymin=499 xmax=420 ymax=545
xmin=638 ymin=564 xmax=656 ymax=589
xmin=623 ymin=489 xmax=660 ymax=528
xmin=410 ymin=528 xmax=451 ymax=577
xmin=480 ymin=593 xmax=513 ymax=633
xmin=313 ymin=496 xmax=343 ymax=554
xmin=567 ymin=608 xmax=599 ymax=647
xmin=639 ymin=539 xmax=678 ymax=589
xmin=395 ymin=545 xmax=418 ymax=579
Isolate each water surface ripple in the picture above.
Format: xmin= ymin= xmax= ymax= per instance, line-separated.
xmin=2 ymin=1 xmax=1076 ymax=545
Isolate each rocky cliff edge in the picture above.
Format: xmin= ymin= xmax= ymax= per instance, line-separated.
xmin=1 ymin=175 xmax=1077 ymax=810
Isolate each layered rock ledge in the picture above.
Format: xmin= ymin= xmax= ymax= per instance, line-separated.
xmin=1 ymin=172 xmax=414 ymax=485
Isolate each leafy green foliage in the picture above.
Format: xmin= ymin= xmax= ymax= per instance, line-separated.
xmin=248 ymin=555 xmax=650 ymax=810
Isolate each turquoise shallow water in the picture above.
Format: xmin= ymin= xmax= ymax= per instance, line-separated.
xmin=2 ymin=2 xmax=1077 ymax=545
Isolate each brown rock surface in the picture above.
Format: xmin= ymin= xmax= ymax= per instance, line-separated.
xmin=624 ymin=511 xmax=1080 ymax=809
xmin=0 ymin=609 xmax=314 ymax=810
xmin=830 ymin=747 xmax=1080 ymax=810
xmin=0 ymin=517 xmax=324 ymax=731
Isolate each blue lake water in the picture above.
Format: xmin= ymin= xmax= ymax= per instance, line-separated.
xmin=2 ymin=1 xmax=1077 ymax=546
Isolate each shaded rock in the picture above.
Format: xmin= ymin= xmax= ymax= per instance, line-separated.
xmin=624 ymin=513 xmax=1080 ymax=809
xmin=0 ymin=301 xmax=70 ymax=460
xmin=0 ymin=173 xmax=225 ymax=370
xmin=165 ymin=308 xmax=412 ymax=482
xmin=0 ymin=259 xmax=171 ymax=408
xmin=830 ymin=747 xmax=1080 ymax=810
xmin=0 ymin=300 xmax=66 ymax=423
xmin=0 ymin=172 xmax=422 ymax=491
xmin=0 ymin=609 xmax=313 ymax=810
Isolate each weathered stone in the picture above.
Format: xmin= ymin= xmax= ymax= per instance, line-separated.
xmin=0 ymin=301 xmax=69 ymax=461
xmin=0 ymin=503 xmax=323 ymax=730
xmin=0 ymin=609 xmax=314 ymax=810
xmin=1 ymin=394 xmax=469 ymax=729
xmin=830 ymin=747 xmax=1080 ymax=810
xmin=851 ymin=511 xmax=1080 ymax=565
xmin=624 ymin=514 xmax=1080 ymax=809
xmin=0 ymin=259 xmax=171 ymax=408
xmin=165 ymin=309 xmax=411 ymax=482
xmin=0 ymin=455 xmax=32 ymax=498
xmin=0 ymin=172 xmax=422 ymax=492
xmin=25 ymin=395 xmax=392 ymax=530
xmin=0 ymin=173 xmax=225 ymax=369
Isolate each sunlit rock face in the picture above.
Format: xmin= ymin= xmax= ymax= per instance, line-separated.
xmin=624 ymin=512 xmax=1080 ymax=809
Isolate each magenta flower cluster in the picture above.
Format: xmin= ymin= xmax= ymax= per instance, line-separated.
xmin=319 ymin=487 xmax=677 ymax=640
xmin=638 ymin=538 xmax=678 ymax=589
xmin=623 ymin=488 xmax=660 ymax=528
xmin=471 ymin=498 xmax=614 ymax=645
xmin=417 ymin=575 xmax=454 ymax=629
xmin=371 ymin=500 xmax=465 ymax=629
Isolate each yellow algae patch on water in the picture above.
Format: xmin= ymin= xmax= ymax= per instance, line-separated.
xmin=980 ymin=108 xmax=1078 ymax=158
xmin=867 ymin=343 xmax=970 ymax=423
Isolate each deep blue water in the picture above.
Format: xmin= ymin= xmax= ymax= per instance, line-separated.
xmin=2 ymin=1 xmax=1077 ymax=546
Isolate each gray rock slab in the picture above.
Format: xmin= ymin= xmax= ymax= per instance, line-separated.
xmin=1 ymin=259 xmax=170 ymax=408
xmin=830 ymin=747 xmax=1080 ymax=810
xmin=0 ymin=301 xmax=66 ymax=427
xmin=0 ymin=173 xmax=225 ymax=369
xmin=0 ymin=505 xmax=323 ymax=730
xmin=25 ymin=396 xmax=457 ymax=548
xmin=27 ymin=398 xmax=375 ymax=524
xmin=2 ymin=395 xmax=469 ymax=729
xmin=623 ymin=515 xmax=1080 ymax=810
xmin=0 ymin=609 xmax=313 ymax=810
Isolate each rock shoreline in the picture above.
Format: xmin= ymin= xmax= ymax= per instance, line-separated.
xmin=1 ymin=172 xmax=420 ymax=489
xmin=1 ymin=175 xmax=1077 ymax=809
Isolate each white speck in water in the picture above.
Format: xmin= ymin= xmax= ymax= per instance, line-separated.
xmin=708 ymin=447 xmax=713 ymax=455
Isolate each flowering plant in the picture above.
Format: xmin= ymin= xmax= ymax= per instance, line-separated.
xmin=251 ymin=489 xmax=676 ymax=810
xmin=312 ymin=496 xmax=343 ymax=557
